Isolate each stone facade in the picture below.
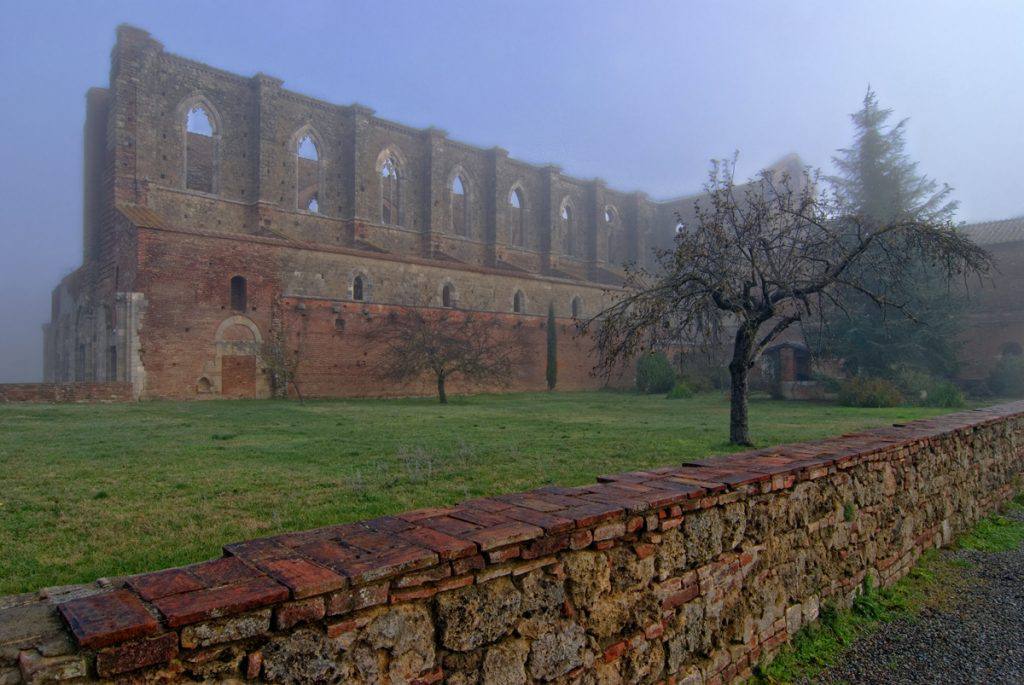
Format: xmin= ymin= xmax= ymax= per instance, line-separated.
xmin=958 ymin=217 xmax=1024 ymax=384
xmin=42 ymin=25 xmax=706 ymax=399
xmin=2 ymin=402 xmax=1022 ymax=684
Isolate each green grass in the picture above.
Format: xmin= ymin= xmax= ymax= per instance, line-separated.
xmin=957 ymin=508 xmax=1024 ymax=552
xmin=752 ymin=496 xmax=1024 ymax=684
xmin=0 ymin=391 xmax=954 ymax=594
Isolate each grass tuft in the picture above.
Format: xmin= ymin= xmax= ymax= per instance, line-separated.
xmin=957 ymin=514 xmax=1024 ymax=552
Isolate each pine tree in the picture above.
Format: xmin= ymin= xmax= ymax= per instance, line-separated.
xmin=546 ymin=303 xmax=558 ymax=390
xmin=821 ymin=88 xmax=966 ymax=378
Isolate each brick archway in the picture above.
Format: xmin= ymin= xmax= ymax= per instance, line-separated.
xmin=204 ymin=315 xmax=266 ymax=398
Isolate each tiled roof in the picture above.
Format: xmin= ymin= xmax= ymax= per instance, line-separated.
xmin=961 ymin=216 xmax=1024 ymax=246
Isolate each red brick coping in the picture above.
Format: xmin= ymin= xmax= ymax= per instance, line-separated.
xmin=21 ymin=402 xmax=1024 ymax=678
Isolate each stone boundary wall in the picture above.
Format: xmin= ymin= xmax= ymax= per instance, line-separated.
xmin=0 ymin=382 xmax=132 ymax=403
xmin=2 ymin=403 xmax=1022 ymax=684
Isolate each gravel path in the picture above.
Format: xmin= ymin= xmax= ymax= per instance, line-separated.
xmin=812 ymin=507 xmax=1024 ymax=685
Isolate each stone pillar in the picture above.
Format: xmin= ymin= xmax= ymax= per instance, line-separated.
xmin=485 ymin=147 xmax=508 ymax=267
xmin=348 ymin=104 xmax=375 ymax=227
xmin=82 ymin=88 xmax=110 ymax=264
xmin=627 ymin=191 xmax=649 ymax=266
xmin=541 ymin=165 xmax=561 ymax=274
xmin=422 ymin=127 xmax=447 ymax=258
xmin=250 ymin=73 xmax=283 ymax=232
xmin=586 ymin=179 xmax=604 ymax=280
xmin=110 ymin=26 xmax=163 ymax=209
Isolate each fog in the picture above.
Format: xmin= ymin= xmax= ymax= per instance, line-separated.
xmin=0 ymin=0 xmax=1021 ymax=382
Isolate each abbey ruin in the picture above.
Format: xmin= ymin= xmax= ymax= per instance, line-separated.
xmin=42 ymin=25 xmax=1023 ymax=401
xmin=41 ymin=25 xmax=723 ymax=399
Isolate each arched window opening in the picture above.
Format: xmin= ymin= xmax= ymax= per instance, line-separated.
xmin=603 ymin=205 xmax=619 ymax=262
xmin=451 ymin=175 xmax=468 ymax=236
xmin=296 ymin=134 xmax=321 ymax=212
xmin=380 ymin=156 xmax=402 ymax=226
xmin=442 ymin=284 xmax=455 ymax=308
xmin=509 ymin=188 xmax=526 ymax=247
xmin=513 ymin=290 xmax=525 ymax=314
xmin=561 ymin=202 xmax=576 ymax=256
xmin=197 ymin=377 xmax=212 ymax=393
xmin=185 ymin=105 xmax=216 ymax=193
xmin=352 ymin=275 xmax=365 ymax=301
xmin=297 ymin=135 xmax=319 ymax=161
xmin=230 ymin=276 xmax=247 ymax=311
xmin=570 ymin=296 xmax=582 ymax=319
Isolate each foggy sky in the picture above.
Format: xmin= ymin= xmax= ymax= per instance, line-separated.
xmin=0 ymin=0 xmax=1021 ymax=382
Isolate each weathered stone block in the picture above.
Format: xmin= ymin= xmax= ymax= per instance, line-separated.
xmin=436 ymin=576 xmax=521 ymax=651
xmin=562 ymin=551 xmax=610 ymax=610
xmin=527 ymin=621 xmax=587 ymax=681
xmin=482 ymin=638 xmax=529 ymax=685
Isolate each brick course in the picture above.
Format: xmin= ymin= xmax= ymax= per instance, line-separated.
xmin=0 ymin=382 xmax=131 ymax=403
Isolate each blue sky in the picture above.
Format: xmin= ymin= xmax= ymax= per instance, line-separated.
xmin=1 ymin=0 xmax=1022 ymax=381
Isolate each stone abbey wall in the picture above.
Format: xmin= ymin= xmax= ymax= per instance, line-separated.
xmin=3 ymin=402 xmax=1022 ymax=684
xmin=45 ymin=24 xmax=718 ymax=397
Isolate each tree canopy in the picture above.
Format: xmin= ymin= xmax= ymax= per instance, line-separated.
xmin=586 ymin=154 xmax=989 ymax=445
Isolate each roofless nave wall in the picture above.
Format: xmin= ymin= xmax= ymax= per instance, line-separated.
xmin=51 ymin=24 xmax=769 ymax=399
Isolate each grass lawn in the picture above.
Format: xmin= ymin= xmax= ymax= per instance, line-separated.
xmin=0 ymin=391 xmax=958 ymax=594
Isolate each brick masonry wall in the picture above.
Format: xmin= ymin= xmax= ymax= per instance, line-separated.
xmin=0 ymin=382 xmax=132 ymax=403
xmin=959 ymin=240 xmax=1024 ymax=381
xmin=2 ymin=402 xmax=1022 ymax=684
xmin=131 ymin=226 xmax=622 ymax=399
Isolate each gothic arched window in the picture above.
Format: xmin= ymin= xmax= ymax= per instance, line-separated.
xmin=185 ymin=104 xmax=217 ymax=193
xmin=296 ymin=133 xmax=321 ymax=212
xmin=380 ymin=155 xmax=403 ymax=226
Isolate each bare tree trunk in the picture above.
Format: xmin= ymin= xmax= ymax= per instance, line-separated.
xmin=437 ymin=373 xmax=448 ymax=404
xmin=729 ymin=327 xmax=755 ymax=446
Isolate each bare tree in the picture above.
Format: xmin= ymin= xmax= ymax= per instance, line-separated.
xmin=585 ymin=157 xmax=990 ymax=445
xmin=258 ymin=300 xmax=307 ymax=402
xmin=369 ymin=306 xmax=529 ymax=403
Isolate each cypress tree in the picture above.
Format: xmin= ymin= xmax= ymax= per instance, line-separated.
xmin=546 ymin=303 xmax=557 ymax=390
xmin=820 ymin=88 xmax=964 ymax=378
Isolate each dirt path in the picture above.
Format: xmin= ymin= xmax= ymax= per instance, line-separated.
xmin=812 ymin=508 xmax=1024 ymax=685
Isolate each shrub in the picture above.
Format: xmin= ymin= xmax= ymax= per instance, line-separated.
xmin=920 ymin=381 xmax=965 ymax=408
xmin=987 ymin=355 xmax=1024 ymax=397
xmin=666 ymin=381 xmax=694 ymax=399
xmin=687 ymin=372 xmax=717 ymax=393
xmin=812 ymin=371 xmax=842 ymax=394
xmin=892 ymin=367 xmax=934 ymax=401
xmin=636 ymin=352 xmax=676 ymax=394
xmin=838 ymin=377 xmax=903 ymax=407
xmin=892 ymin=367 xmax=965 ymax=407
